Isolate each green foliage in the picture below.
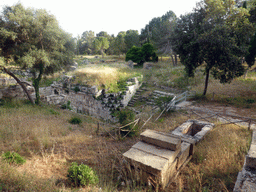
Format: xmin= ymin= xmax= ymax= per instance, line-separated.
xmin=74 ymin=86 xmax=80 ymax=93
xmin=69 ymin=117 xmax=82 ymax=125
xmin=125 ymin=46 xmax=144 ymax=64
xmin=67 ymin=162 xmax=99 ymax=187
xmin=93 ymin=37 xmax=109 ymax=58
xmin=155 ymin=96 xmax=174 ymax=110
xmin=222 ymin=96 xmax=255 ymax=107
xmin=141 ymin=43 xmax=158 ymax=62
xmin=116 ymin=110 xmax=137 ymax=137
xmin=125 ymin=43 xmax=158 ymax=65
xmin=173 ymin=76 xmax=189 ymax=89
xmin=48 ymin=109 xmax=60 ymax=115
xmin=171 ymin=0 xmax=254 ymax=95
xmin=2 ymin=151 xmax=26 ymax=165
xmin=125 ymin=30 xmax=140 ymax=51
xmin=61 ymin=101 xmax=72 ymax=110
xmin=0 ymin=3 xmax=75 ymax=105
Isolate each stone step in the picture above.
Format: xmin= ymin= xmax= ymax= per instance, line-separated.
xmin=140 ymin=129 xmax=181 ymax=151
xmin=123 ymin=129 xmax=192 ymax=189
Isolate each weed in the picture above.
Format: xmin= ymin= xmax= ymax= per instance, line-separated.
xmin=48 ymin=109 xmax=60 ymax=115
xmin=67 ymin=162 xmax=99 ymax=187
xmin=69 ymin=117 xmax=82 ymax=125
xmin=61 ymin=100 xmax=72 ymax=110
xmin=155 ymin=96 xmax=174 ymax=110
xmin=2 ymin=151 xmax=26 ymax=165
xmin=116 ymin=110 xmax=137 ymax=137
xmin=74 ymin=86 xmax=80 ymax=93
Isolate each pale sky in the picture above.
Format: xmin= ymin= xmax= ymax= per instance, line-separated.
xmin=0 ymin=0 xmax=200 ymax=37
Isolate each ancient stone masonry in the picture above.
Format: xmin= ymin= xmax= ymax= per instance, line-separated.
xmin=0 ymin=78 xmax=34 ymax=100
xmin=123 ymin=120 xmax=214 ymax=189
xmin=234 ymin=123 xmax=256 ymax=192
xmin=39 ymin=76 xmax=142 ymax=121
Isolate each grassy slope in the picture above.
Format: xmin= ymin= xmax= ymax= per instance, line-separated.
xmin=0 ymin=55 xmax=255 ymax=191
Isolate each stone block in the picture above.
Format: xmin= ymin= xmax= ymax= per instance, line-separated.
xmin=132 ymin=141 xmax=180 ymax=163
xmin=140 ymin=129 xmax=181 ymax=151
xmin=161 ymin=158 xmax=178 ymax=188
xmin=245 ymin=144 xmax=256 ymax=169
xmin=176 ymin=142 xmax=191 ymax=170
xmin=123 ymin=141 xmax=179 ymax=188
xmin=123 ymin=147 xmax=168 ymax=176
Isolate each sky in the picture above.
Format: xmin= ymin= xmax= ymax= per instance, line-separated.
xmin=0 ymin=0 xmax=200 ymax=38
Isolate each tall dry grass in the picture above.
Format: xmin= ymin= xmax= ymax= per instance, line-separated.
xmin=168 ymin=123 xmax=251 ymax=191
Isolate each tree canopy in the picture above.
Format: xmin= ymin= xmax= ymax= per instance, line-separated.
xmin=93 ymin=37 xmax=109 ymax=58
xmin=0 ymin=3 xmax=75 ymax=104
xmin=171 ymin=0 xmax=254 ymax=95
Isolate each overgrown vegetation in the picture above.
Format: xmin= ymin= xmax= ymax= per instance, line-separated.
xmin=116 ymin=109 xmax=137 ymax=137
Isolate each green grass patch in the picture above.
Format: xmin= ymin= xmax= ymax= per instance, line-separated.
xmin=2 ymin=151 xmax=26 ymax=165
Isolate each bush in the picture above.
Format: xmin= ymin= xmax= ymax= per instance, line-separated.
xmin=74 ymin=86 xmax=80 ymax=93
xmin=125 ymin=46 xmax=144 ymax=64
xmin=117 ymin=110 xmax=137 ymax=137
xmin=61 ymin=100 xmax=72 ymax=110
xmin=125 ymin=43 xmax=158 ymax=66
xmin=69 ymin=117 xmax=82 ymax=125
xmin=2 ymin=151 xmax=26 ymax=165
xmin=67 ymin=162 xmax=99 ymax=187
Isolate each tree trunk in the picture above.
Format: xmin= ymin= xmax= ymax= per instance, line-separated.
xmin=170 ymin=54 xmax=175 ymax=66
xmin=174 ymin=53 xmax=178 ymax=66
xmin=203 ymin=68 xmax=210 ymax=96
xmin=32 ymin=63 xmax=43 ymax=105
xmin=100 ymin=49 xmax=104 ymax=58
xmin=2 ymin=67 xmax=35 ymax=105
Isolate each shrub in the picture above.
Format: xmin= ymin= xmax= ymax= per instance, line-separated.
xmin=125 ymin=43 xmax=158 ymax=66
xmin=125 ymin=46 xmax=144 ymax=64
xmin=74 ymin=86 xmax=80 ymax=93
xmin=155 ymin=96 xmax=174 ymax=110
xmin=2 ymin=151 xmax=26 ymax=165
xmin=67 ymin=162 xmax=99 ymax=187
xmin=117 ymin=110 xmax=137 ymax=137
xmin=69 ymin=117 xmax=82 ymax=125
xmin=61 ymin=100 xmax=72 ymax=110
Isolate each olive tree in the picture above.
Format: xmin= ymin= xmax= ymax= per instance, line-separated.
xmin=0 ymin=3 xmax=75 ymax=104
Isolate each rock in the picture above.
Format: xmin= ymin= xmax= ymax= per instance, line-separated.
xmin=69 ymin=66 xmax=77 ymax=71
xmin=73 ymin=61 xmax=78 ymax=67
xmin=95 ymin=56 xmax=99 ymax=59
xmin=143 ymin=62 xmax=154 ymax=70
xmin=127 ymin=60 xmax=134 ymax=69
xmin=83 ymin=59 xmax=89 ymax=65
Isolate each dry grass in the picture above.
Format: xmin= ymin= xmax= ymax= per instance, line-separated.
xmin=168 ymin=123 xmax=251 ymax=191
xmin=68 ymin=63 xmax=142 ymax=92
xmin=0 ymin=56 xmax=255 ymax=191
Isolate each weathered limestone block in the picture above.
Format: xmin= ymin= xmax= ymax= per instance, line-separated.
xmin=176 ymin=142 xmax=191 ymax=170
xmin=123 ymin=130 xmax=187 ymax=188
xmin=171 ymin=119 xmax=214 ymax=144
xmin=246 ymin=144 xmax=256 ymax=169
xmin=123 ymin=141 xmax=180 ymax=188
xmin=140 ymin=129 xmax=181 ymax=151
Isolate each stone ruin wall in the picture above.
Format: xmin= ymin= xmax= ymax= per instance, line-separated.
xmin=0 ymin=76 xmax=142 ymax=121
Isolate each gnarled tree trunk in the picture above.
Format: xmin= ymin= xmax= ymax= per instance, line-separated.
xmin=2 ymin=67 xmax=35 ymax=105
